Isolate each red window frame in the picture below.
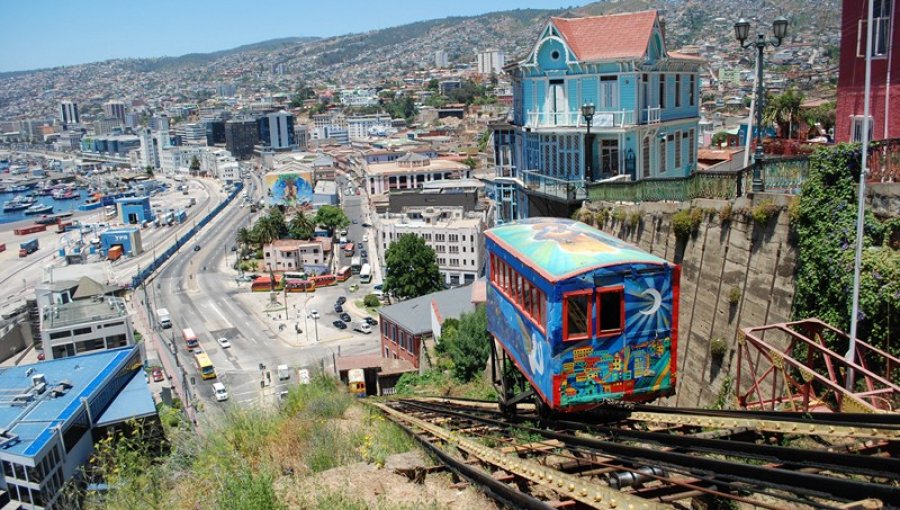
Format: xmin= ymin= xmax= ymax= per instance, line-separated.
xmin=596 ymin=286 xmax=625 ymax=337
xmin=562 ymin=290 xmax=593 ymax=342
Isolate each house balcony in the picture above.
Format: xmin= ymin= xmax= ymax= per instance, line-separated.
xmin=525 ymin=110 xmax=635 ymax=130
xmin=521 ymin=170 xmax=587 ymax=204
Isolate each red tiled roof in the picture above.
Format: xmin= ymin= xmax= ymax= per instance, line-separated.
xmin=551 ymin=10 xmax=658 ymax=62
xmin=668 ymin=51 xmax=705 ymax=62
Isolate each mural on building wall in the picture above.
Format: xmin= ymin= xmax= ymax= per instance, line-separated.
xmin=264 ymin=171 xmax=314 ymax=207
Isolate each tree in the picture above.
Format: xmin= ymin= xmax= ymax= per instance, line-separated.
xmin=383 ymin=234 xmax=443 ymax=300
xmin=314 ymin=205 xmax=350 ymax=233
xmin=442 ymin=306 xmax=490 ymax=382
xmin=803 ymin=100 xmax=836 ymax=136
xmin=288 ymin=211 xmax=315 ymax=240
xmin=426 ymin=78 xmax=439 ymax=91
xmin=711 ymin=131 xmax=729 ymax=146
xmin=764 ymin=88 xmax=804 ymax=139
xmin=462 ymin=156 xmax=478 ymax=170
xmin=189 ymin=156 xmax=200 ymax=175
xmin=253 ymin=209 xmax=288 ymax=245
xmin=236 ymin=227 xmax=254 ymax=252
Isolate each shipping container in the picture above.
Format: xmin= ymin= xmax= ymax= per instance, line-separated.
xmin=14 ymin=225 xmax=46 ymax=236
xmin=18 ymin=239 xmax=39 ymax=257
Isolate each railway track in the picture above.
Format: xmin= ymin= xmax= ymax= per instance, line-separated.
xmin=374 ymin=397 xmax=900 ymax=509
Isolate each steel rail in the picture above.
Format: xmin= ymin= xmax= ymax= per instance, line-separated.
xmin=397 ymin=399 xmax=900 ymax=506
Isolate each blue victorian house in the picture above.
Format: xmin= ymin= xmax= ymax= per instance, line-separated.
xmin=491 ymin=10 xmax=703 ymax=222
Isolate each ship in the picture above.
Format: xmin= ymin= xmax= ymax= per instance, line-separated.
xmin=24 ymin=203 xmax=54 ymax=215
xmin=2 ymin=195 xmax=36 ymax=212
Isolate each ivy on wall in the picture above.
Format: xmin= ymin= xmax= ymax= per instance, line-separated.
xmin=791 ymin=143 xmax=899 ymax=356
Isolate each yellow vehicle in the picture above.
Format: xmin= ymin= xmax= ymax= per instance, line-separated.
xmin=348 ymin=368 xmax=366 ymax=398
xmin=194 ymin=351 xmax=217 ymax=380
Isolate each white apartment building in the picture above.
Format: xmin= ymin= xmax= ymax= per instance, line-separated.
xmin=377 ymin=207 xmax=485 ymax=287
xmin=347 ymin=114 xmax=393 ymax=141
xmin=263 ymin=239 xmax=326 ymax=271
xmin=176 ymin=123 xmax=207 ymax=145
xmin=41 ymin=296 xmax=135 ymax=360
xmin=435 ymin=49 xmax=448 ymax=68
xmin=364 ymin=153 xmax=471 ymax=195
xmin=138 ymin=128 xmax=158 ymax=169
xmin=340 ymin=89 xmax=379 ymax=107
xmin=476 ymin=49 xmax=505 ymax=75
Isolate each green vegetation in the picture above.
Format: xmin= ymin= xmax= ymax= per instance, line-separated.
xmin=711 ymin=131 xmax=729 ymax=146
xmin=288 ymin=211 xmax=315 ymax=240
xmin=750 ymin=199 xmax=779 ymax=225
xmin=363 ymin=294 xmax=381 ymax=308
xmin=792 ymin=143 xmax=900 ymax=357
xmin=710 ymin=338 xmax=728 ymax=359
xmin=764 ymin=88 xmax=803 ymax=139
xmin=728 ymin=286 xmax=742 ymax=306
xmin=627 ymin=210 xmax=642 ymax=229
xmin=672 ymin=207 xmax=703 ymax=241
xmin=72 ymin=376 xmax=414 ymax=509
xmin=314 ymin=205 xmax=350 ymax=233
xmin=383 ymin=233 xmax=443 ymax=300
xmin=718 ymin=203 xmax=733 ymax=223
xmin=435 ymin=306 xmax=490 ymax=383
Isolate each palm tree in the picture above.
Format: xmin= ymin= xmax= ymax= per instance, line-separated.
xmin=254 ymin=216 xmax=280 ymax=246
xmin=235 ymin=227 xmax=253 ymax=252
xmin=764 ymin=88 xmax=804 ymax=139
xmin=289 ymin=211 xmax=315 ymax=240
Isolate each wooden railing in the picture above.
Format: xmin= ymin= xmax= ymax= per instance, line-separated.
xmin=868 ymin=137 xmax=900 ymax=183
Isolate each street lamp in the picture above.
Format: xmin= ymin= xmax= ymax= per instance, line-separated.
xmin=581 ymin=103 xmax=596 ymax=182
xmin=734 ymin=15 xmax=789 ymax=193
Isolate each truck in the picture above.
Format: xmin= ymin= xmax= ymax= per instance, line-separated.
xmin=18 ymin=239 xmax=38 ymax=257
xmin=277 ymin=364 xmax=291 ymax=381
xmin=352 ymin=322 xmax=372 ymax=334
xmin=156 ymin=308 xmax=172 ymax=329
xmin=107 ymin=245 xmax=123 ymax=261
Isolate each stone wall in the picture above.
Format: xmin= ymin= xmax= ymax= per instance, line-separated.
xmin=584 ymin=195 xmax=797 ymax=407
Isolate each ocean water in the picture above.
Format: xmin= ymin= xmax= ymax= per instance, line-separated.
xmin=0 ymin=189 xmax=92 ymax=224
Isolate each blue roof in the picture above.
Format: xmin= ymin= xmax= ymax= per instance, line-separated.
xmin=0 ymin=347 xmax=138 ymax=458
xmin=96 ymin=372 xmax=155 ymax=427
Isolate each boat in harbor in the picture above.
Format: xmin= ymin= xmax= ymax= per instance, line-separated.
xmin=24 ymin=203 xmax=54 ymax=215
xmin=52 ymin=187 xmax=78 ymax=199
xmin=2 ymin=195 xmax=36 ymax=212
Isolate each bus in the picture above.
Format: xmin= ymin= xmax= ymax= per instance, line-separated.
xmin=351 ymin=256 xmax=362 ymax=274
xmin=343 ymin=243 xmax=355 ymax=257
xmin=337 ymin=266 xmax=352 ymax=282
xmin=360 ymin=264 xmax=372 ymax=284
xmin=182 ymin=328 xmax=199 ymax=351
xmin=285 ymin=278 xmax=315 ymax=293
xmin=311 ymin=274 xmax=337 ymax=287
xmin=194 ymin=351 xmax=216 ymax=380
xmin=251 ymin=275 xmax=282 ymax=292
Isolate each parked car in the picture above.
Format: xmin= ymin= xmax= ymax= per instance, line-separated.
xmin=361 ymin=250 xmax=368 ymax=259
xmin=213 ymin=382 xmax=229 ymax=402
xmin=193 ymin=244 xmax=201 ymax=251
xmin=357 ymin=242 xmax=364 ymax=250
xmin=333 ymin=320 xmax=347 ymax=330
xmin=340 ymin=312 xmax=352 ymax=323
xmin=336 ymin=296 xmax=346 ymax=306
xmin=309 ymin=310 xmax=320 ymax=319
xmin=352 ymin=219 xmax=358 ymax=224
xmin=362 ymin=222 xmax=372 ymax=228
xmin=151 ymin=367 xmax=164 ymax=382
xmin=217 ymin=337 xmax=232 ymax=349
xmin=235 ymin=275 xmax=253 ymax=282
xmin=37 ymin=351 xmax=45 ymax=361
xmin=364 ymin=317 xmax=378 ymax=326
xmin=334 ymin=304 xmax=343 ymax=314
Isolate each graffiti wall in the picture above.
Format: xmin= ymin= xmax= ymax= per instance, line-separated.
xmin=264 ymin=171 xmax=314 ymax=207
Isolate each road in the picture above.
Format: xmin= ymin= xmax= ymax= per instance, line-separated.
xmin=143 ymin=169 xmax=380 ymax=422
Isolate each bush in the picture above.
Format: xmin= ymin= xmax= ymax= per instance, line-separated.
xmin=718 ymin=204 xmax=733 ymax=223
xmin=612 ymin=208 xmax=627 ymax=222
xmin=710 ymin=338 xmax=729 ymax=358
xmin=594 ymin=208 xmax=610 ymax=226
xmin=751 ymin=200 xmax=779 ymax=225
xmin=627 ymin=211 xmax=642 ymax=229
xmin=728 ymin=286 xmax=742 ymax=306
xmin=363 ymin=294 xmax=380 ymax=308
xmin=672 ymin=207 xmax=702 ymax=241
xmin=787 ymin=197 xmax=800 ymax=225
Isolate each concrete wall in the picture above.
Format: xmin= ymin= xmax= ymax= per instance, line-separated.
xmin=586 ymin=194 xmax=797 ymax=407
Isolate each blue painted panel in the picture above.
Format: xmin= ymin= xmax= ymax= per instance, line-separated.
xmin=581 ymin=77 xmax=597 ymax=106
xmin=536 ymin=38 xmax=568 ymax=71
xmin=620 ymin=74 xmax=636 ymax=111
xmin=523 ymin=80 xmax=534 ymax=113
xmin=535 ymin=80 xmax=546 ymax=114
xmin=567 ymin=79 xmax=579 ymax=111
xmin=598 ymin=63 xmax=619 ymax=74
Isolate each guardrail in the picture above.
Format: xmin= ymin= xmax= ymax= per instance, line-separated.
xmin=130 ymin=181 xmax=243 ymax=289
xmin=521 ymin=170 xmax=587 ymax=202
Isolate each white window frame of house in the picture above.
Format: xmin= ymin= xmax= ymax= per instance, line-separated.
xmin=659 ymin=136 xmax=667 ymax=174
xmin=659 ymin=74 xmax=667 ymax=109
xmin=675 ymin=75 xmax=682 ymax=108
xmin=857 ymin=0 xmax=892 ymax=58
xmin=546 ymin=79 xmax=567 ymax=126
xmin=642 ymin=136 xmax=651 ymax=178
xmin=850 ymin=115 xmax=875 ymax=142
xmin=674 ymin=130 xmax=682 ymax=168
xmin=689 ymin=74 xmax=696 ymax=106
xmin=687 ymin=129 xmax=696 ymax=167
xmin=600 ymin=139 xmax=620 ymax=175
xmin=599 ymin=76 xmax=619 ymax=110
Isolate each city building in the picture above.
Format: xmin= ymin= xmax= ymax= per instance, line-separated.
xmin=490 ymin=10 xmax=702 ymax=223
xmin=379 ymin=285 xmax=477 ymax=369
xmin=263 ymin=239 xmax=326 ymax=272
xmin=364 ymin=153 xmax=471 ymax=195
xmin=92 ymin=117 xmax=121 ymax=135
xmin=294 ymin=124 xmax=309 ymax=151
xmin=339 ymin=89 xmax=379 ymax=107
xmin=346 ymin=114 xmax=393 ymax=141
xmin=476 ymin=49 xmax=505 ymax=75
xmin=0 ymin=346 xmax=157 ymax=509
xmin=150 ymin=115 xmax=170 ymax=133
xmin=205 ymin=120 xmax=226 ymax=145
xmin=376 ymin=206 xmax=485 ymax=287
xmin=79 ymin=135 xmax=141 ymax=156
xmin=40 ymin=295 xmax=135 ymax=360
xmin=175 ymin=123 xmax=207 ymax=145
xmin=58 ymin=100 xmax=79 ymax=127
xmin=138 ymin=127 xmax=159 ymax=169
xmin=384 ymin=180 xmax=482 ymax=213
xmin=257 ymin=111 xmax=295 ymax=150
xmin=435 ymin=49 xmax=449 ymax=68
xmin=103 ymin=100 xmax=126 ymax=124
xmin=438 ymin=80 xmax=461 ymax=96
xmin=835 ymin=0 xmax=899 ymax=142
xmin=217 ymin=82 xmax=237 ymax=97
xmin=224 ymin=118 xmax=258 ymax=160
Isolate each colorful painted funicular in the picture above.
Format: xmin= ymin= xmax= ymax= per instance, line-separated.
xmin=485 ymin=218 xmax=680 ymax=413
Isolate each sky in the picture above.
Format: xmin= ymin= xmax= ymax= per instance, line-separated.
xmin=0 ymin=0 xmax=581 ymax=72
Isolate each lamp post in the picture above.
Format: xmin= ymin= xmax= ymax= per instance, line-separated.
xmin=581 ymin=103 xmax=596 ymax=182
xmin=734 ymin=15 xmax=789 ymax=193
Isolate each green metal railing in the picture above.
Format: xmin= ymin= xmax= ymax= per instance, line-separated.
xmin=586 ymin=156 xmax=812 ymax=203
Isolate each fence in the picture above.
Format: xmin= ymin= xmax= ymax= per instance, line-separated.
xmin=869 ymin=137 xmax=900 ymax=183
xmin=131 ymin=181 xmax=243 ymax=289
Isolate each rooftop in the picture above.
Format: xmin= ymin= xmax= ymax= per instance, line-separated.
xmin=365 ymin=158 xmax=467 ymax=176
xmin=486 ymin=218 xmax=669 ymax=282
xmin=0 ymin=347 xmax=143 ymax=458
xmin=550 ymin=10 xmax=658 ymax=62
xmin=379 ymin=285 xmax=476 ymax=335
xmin=266 ymin=239 xmax=323 ymax=251
xmin=45 ymin=296 xmax=128 ymax=330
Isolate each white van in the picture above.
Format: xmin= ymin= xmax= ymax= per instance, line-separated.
xmin=212 ymin=382 xmax=228 ymax=402
xmin=352 ymin=322 xmax=372 ymax=334
xmin=277 ymin=364 xmax=290 ymax=381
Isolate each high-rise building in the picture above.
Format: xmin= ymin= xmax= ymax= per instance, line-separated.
xmin=205 ymin=120 xmax=226 ymax=145
xmin=103 ymin=100 xmax=127 ymax=124
xmin=139 ymin=128 xmax=159 ymax=169
xmin=225 ymin=118 xmax=259 ymax=160
xmin=476 ymin=49 xmax=505 ymax=75
xmin=176 ymin=123 xmax=207 ymax=145
xmin=294 ymin=125 xmax=309 ymax=151
xmin=257 ymin=111 xmax=295 ymax=149
xmin=59 ymin=100 xmax=79 ymax=127
xmin=435 ymin=49 xmax=448 ymax=68
xmin=346 ymin=114 xmax=392 ymax=141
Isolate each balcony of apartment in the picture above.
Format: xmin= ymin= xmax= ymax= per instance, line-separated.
xmin=525 ymin=109 xmax=635 ymax=130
